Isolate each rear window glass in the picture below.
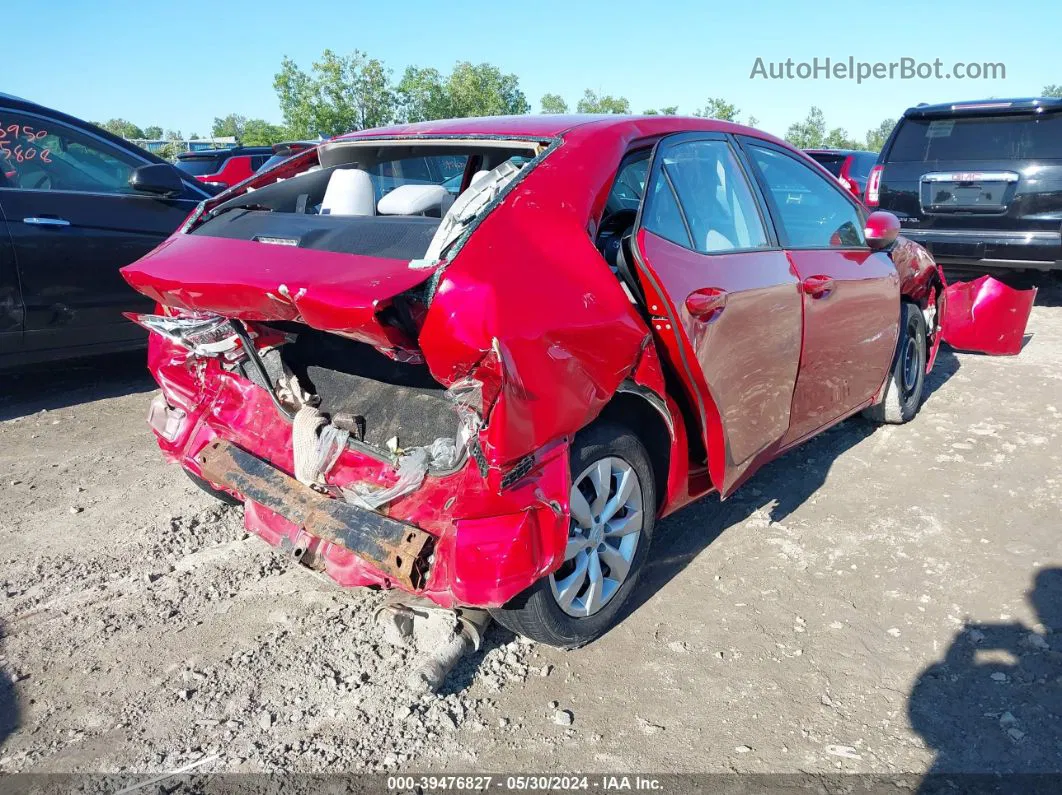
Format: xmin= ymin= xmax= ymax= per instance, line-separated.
xmin=176 ymin=156 xmax=222 ymax=176
xmin=807 ymin=153 xmax=846 ymax=177
xmin=888 ymin=114 xmax=1062 ymax=161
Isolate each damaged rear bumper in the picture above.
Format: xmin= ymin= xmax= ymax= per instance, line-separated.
xmin=148 ymin=356 xmax=572 ymax=609
xmin=196 ymin=439 xmax=434 ymax=590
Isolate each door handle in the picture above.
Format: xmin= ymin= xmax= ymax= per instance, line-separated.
xmin=685 ymin=287 xmax=728 ymax=321
xmin=802 ymin=274 xmax=835 ymax=298
xmin=23 ymin=217 xmax=71 ymax=227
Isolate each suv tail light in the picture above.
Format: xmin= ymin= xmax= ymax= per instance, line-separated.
xmin=865 ymin=165 xmax=884 ymax=207
xmin=124 ymin=311 xmax=240 ymax=357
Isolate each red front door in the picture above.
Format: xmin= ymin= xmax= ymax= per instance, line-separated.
xmin=631 ymin=133 xmax=803 ymax=496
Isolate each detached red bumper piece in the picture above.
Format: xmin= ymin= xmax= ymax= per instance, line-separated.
xmin=942 ymin=275 xmax=1037 ymax=356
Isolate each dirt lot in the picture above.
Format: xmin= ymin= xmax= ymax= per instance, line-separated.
xmin=1 ymin=276 xmax=1060 ymax=779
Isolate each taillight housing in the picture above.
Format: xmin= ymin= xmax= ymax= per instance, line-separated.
xmin=865 ymin=165 xmax=884 ymax=207
xmin=124 ymin=311 xmax=240 ymax=357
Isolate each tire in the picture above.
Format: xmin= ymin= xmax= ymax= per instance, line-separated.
xmin=490 ymin=421 xmax=656 ymax=648
xmin=184 ymin=468 xmax=243 ymax=507
xmin=863 ymin=301 xmax=927 ymax=425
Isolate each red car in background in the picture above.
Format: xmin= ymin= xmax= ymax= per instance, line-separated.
xmin=175 ymin=146 xmax=273 ymax=190
xmin=123 ymin=115 xmax=951 ymax=648
xmin=805 ymin=148 xmax=880 ymax=202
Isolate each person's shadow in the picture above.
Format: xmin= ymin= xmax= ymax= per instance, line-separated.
xmin=0 ymin=621 xmax=19 ymax=749
xmin=909 ymin=568 xmax=1062 ymax=793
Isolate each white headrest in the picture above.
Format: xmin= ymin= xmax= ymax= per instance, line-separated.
xmin=320 ymin=169 xmax=375 ymax=216
xmin=377 ymin=184 xmax=450 ymax=216
xmin=468 ymin=170 xmax=490 ymax=189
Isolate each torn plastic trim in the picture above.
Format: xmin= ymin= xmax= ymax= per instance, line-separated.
xmin=421 ymin=137 xmax=563 ymax=300
xmin=412 ymin=159 xmax=524 ymax=270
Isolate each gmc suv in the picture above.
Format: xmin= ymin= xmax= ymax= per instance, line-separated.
xmin=867 ymin=97 xmax=1062 ymax=272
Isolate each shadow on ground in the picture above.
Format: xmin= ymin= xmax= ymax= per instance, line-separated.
xmin=909 ymin=567 xmax=1062 ymax=791
xmin=0 ymin=351 xmax=154 ymax=422
xmin=619 ymin=347 xmax=962 ymax=634
xmin=0 ymin=621 xmax=19 ymax=750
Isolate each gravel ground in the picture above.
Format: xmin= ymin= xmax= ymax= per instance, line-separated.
xmin=1 ymin=274 xmax=1060 ymax=778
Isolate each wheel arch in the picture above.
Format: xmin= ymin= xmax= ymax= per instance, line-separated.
xmin=596 ymin=383 xmax=674 ymax=512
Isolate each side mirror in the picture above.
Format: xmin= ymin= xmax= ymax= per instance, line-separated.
xmin=864 ymin=210 xmax=900 ymax=251
xmin=129 ymin=163 xmax=185 ymax=197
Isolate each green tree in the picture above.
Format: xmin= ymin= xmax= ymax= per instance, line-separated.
xmin=785 ymin=106 xmax=827 ymax=148
xmin=864 ymin=118 xmax=896 ymax=152
xmin=1042 ymin=84 xmax=1062 ymax=98
xmin=643 ymin=106 xmax=679 ymax=115
xmin=143 ymin=125 xmax=163 ymax=139
xmin=211 ymin=114 xmax=247 ymax=140
xmin=694 ymin=98 xmax=740 ymax=121
xmin=274 ymin=49 xmax=397 ymax=137
xmin=241 ymin=119 xmax=288 ymax=146
xmin=445 ymin=61 xmax=529 ymax=117
xmin=397 ymin=67 xmax=450 ymax=122
xmin=576 ymin=89 xmax=630 ymax=114
xmin=396 ymin=61 xmax=529 ymax=121
xmin=540 ymin=93 xmax=568 ymax=114
xmin=823 ymin=127 xmax=859 ymax=149
xmin=96 ymin=119 xmax=145 ymax=139
xmin=747 ymin=115 xmax=760 ymax=128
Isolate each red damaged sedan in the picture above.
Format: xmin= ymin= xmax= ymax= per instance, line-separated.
xmin=121 ymin=115 xmax=949 ymax=648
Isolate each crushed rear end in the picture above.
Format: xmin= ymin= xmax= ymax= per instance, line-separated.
xmin=122 ymin=133 xmax=652 ymax=609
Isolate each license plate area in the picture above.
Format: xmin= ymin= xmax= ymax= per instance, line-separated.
xmin=920 ymin=170 xmax=1019 ymax=214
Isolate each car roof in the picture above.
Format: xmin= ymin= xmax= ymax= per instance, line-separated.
xmin=335 ymin=114 xmax=777 ymax=142
xmin=903 ymin=97 xmax=1062 ymax=119
xmin=805 ymin=148 xmax=874 ymax=156
xmin=177 ymin=146 xmax=273 ymax=159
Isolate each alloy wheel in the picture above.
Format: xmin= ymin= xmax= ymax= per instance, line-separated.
xmin=550 ymin=456 xmax=644 ymax=617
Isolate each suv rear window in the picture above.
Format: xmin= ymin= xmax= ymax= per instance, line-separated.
xmin=176 ymin=155 xmax=223 ymax=176
xmin=808 ymin=152 xmax=846 ymax=177
xmin=888 ymin=114 xmax=1062 ymax=162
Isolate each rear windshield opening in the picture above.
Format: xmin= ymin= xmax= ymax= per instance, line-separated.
xmin=808 ymin=153 xmax=846 ymax=177
xmin=191 ymin=139 xmax=543 ymax=259
xmin=176 ymin=156 xmax=223 ymax=176
xmin=888 ymin=113 xmax=1062 ymax=161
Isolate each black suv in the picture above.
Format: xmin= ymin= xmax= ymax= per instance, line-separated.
xmin=868 ymin=97 xmax=1062 ymax=272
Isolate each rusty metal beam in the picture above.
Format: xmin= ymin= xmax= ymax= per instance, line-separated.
xmin=196 ymin=439 xmax=432 ymax=590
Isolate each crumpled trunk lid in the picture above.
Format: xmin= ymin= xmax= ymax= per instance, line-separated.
xmin=121 ymin=233 xmax=434 ymax=353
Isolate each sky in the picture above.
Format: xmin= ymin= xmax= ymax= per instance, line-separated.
xmin=11 ymin=0 xmax=1057 ymax=142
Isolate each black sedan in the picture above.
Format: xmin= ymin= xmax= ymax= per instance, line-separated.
xmin=0 ymin=93 xmax=213 ymax=367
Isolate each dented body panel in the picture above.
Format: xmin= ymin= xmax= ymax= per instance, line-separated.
xmin=122 ymin=115 xmax=1026 ymax=614
xmin=942 ymin=275 xmax=1037 ymax=356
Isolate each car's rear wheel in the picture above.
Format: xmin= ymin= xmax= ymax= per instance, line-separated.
xmin=490 ymin=422 xmax=655 ymax=648
xmin=863 ymin=301 xmax=927 ymax=425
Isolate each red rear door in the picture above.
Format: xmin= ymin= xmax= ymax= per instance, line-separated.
xmin=738 ymin=139 xmax=899 ymax=445
xmin=631 ymin=133 xmax=803 ymax=496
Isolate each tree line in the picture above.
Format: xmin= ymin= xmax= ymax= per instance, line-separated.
xmin=95 ymin=49 xmax=1062 ymax=158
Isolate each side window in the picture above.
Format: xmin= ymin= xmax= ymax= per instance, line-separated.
xmin=0 ymin=112 xmax=138 ymax=194
xmin=605 ymin=150 xmax=651 ymax=214
xmin=746 ymin=145 xmax=865 ymax=248
xmin=250 ymin=154 xmax=270 ymax=170
xmin=644 ymin=139 xmax=769 ymax=254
